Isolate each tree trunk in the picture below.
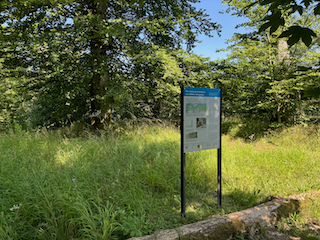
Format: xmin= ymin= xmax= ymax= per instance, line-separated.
xmin=89 ymin=0 xmax=109 ymax=129
xmin=274 ymin=39 xmax=290 ymax=124
xmin=277 ymin=39 xmax=290 ymax=66
xmin=128 ymin=191 xmax=320 ymax=240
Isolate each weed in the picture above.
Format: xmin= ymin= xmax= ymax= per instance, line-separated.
xmin=72 ymin=197 xmax=120 ymax=239
xmin=0 ymin=123 xmax=320 ymax=239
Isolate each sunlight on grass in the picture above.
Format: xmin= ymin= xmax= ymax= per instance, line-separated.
xmin=55 ymin=143 xmax=82 ymax=166
xmin=0 ymin=123 xmax=320 ymax=239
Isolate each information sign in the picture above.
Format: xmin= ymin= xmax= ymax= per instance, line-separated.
xmin=183 ymin=87 xmax=221 ymax=153
xmin=180 ymin=87 xmax=222 ymax=216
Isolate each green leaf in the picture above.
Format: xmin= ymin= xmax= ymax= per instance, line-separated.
xmin=259 ymin=22 xmax=271 ymax=32
xmin=314 ymin=3 xmax=320 ymax=15
xmin=287 ymin=34 xmax=300 ymax=47
xmin=304 ymin=87 xmax=320 ymax=99
xmin=260 ymin=0 xmax=276 ymax=5
xmin=304 ymin=28 xmax=317 ymax=38
xmin=270 ymin=22 xmax=279 ymax=34
xmin=301 ymin=34 xmax=313 ymax=47
xmin=297 ymin=66 xmax=312 ymax=71
xmin=302 ymin=0 xmax=313 ymax=8
xmin=292 ymin=5 xmax=304 ymax=15
xmin=300 ymin=28 xmax=316 ymax=46
xmin=279 ymin=26 xmax=300 ymax=37
xmin=279 ymin=26 xmax=316 ymax=47
xmin=259 ymin=11 xmax=284 ymax=34
xmin=270 ymin=18 xmax=285 ymax=33
xmin=278 ymin=30 xmax=292 ymax=38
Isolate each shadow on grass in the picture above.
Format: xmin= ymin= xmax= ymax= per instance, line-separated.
xmin=226 ymin=188 xmax=266 ymax=209
xmin=221 ymin=119 xmax=240 ymax=135
xmin=222 ymin=118 xmax=271 ymax=142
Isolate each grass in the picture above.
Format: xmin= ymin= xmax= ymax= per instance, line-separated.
xmin=1 ymin=122 xmax=320 ymax=239
xmin=276 ymin=196 xmax=320 ymax=240
xmin=233 ymin=196 xmax=320 ymax=240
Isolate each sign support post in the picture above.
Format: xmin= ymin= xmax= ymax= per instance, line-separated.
xmin=181 ymin=86 xmax=186 ymax=217
xmin=181 ymin=87 xmax=222 ymax=216
xmin=217 ymin=92 xmax=222 ymax=207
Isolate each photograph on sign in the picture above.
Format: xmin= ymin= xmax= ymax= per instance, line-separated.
xmin=183 ymin=87 xmax=221 ymax=153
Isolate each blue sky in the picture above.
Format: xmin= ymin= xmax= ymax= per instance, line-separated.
xmin=191 ymin=1 xmax=250 ymax=61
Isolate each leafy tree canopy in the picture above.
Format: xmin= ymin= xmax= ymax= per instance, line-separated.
xmin=228 ymin=0 xmax=320 ymax=46
xmin=218 ymin=0 xmax=320 ymax=126
xmin=0 ymin=0 xmax=220 ymax=129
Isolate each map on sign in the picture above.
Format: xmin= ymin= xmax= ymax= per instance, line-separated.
xmin=183 ymin=87 xmax=221 ymax=153
xmin=186 ymin=103 xmax=207 ymax=114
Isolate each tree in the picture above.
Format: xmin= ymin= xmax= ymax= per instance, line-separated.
xmin=244 ymin=0 xmax=320 ymax=47
xmin=0 ymin=0 xmax=220 ymax=129
xmin=0 ymin=33 xmax=32 ymax=130
xmin=218 ymin=0 xmax=320 ymax=125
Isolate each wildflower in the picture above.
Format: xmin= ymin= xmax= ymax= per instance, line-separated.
xmin=249 ymin=133 xmax=254 ymax=140
xmin=72 ymin=178 xmax=77 ymax=190
xmin=10 ymin=203 xmax=22 ymax=211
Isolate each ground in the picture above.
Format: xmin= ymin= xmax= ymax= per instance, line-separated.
xmin=232 ymin=221 xmax=320 ymax=240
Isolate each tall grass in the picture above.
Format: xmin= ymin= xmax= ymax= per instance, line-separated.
xmin=1 ymin=123 xmax=320 ymax=239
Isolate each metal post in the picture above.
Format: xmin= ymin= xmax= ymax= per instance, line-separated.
xmin=181 ymin=86 xmax=186 ymax=217
xmin=181 ymin=153 xmax=186 ymax=217
xmin=217 ymin=149 xmax=221 ymax=207
xmin=217 ymin=89 xmax=222 ymax=207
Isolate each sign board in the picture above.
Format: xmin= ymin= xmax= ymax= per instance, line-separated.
xmin=180 ymin=87 xmax=222 ymax=216
xmin=183 ymin=87 xmax=221 ymax=153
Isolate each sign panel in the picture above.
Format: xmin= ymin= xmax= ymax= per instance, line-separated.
xmin=183 ymin=87 xmax=221 ymax=153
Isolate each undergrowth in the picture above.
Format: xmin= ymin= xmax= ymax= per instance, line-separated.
xmin=1 ymin=122 xmax=320 ymax=239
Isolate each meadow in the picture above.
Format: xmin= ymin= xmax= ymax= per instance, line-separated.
xmin=1 ymin=122 xmax=320 ymax=239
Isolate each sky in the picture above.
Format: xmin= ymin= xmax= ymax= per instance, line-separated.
xmin=191 ymin=1 xmax=250 ymax=61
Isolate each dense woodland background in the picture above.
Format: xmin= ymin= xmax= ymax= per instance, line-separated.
xmin=1 ymin=0 xmax=320 ymax=132
xmin=2 ymin=1 xmax=320 ymax=239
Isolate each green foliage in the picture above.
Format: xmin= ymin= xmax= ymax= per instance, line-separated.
xmin=279 ymin=26 xmax=317 ymax=47
xmin=273 ymin=197 xmax=320 ymax=240
xmin=128 ymin=48 xmax=218 ymax=121
xmin=1 ymin=124 xmax=320 ymax=239
xmin=0 ymin=0 xmax=220 ymax=129
xmin=219 ymin=0 xmax=320 ymax=126
xmin=73 ymin=198 xmax=120 ymax=239
xmin=246 ymin=0 xmax=320 ymax=47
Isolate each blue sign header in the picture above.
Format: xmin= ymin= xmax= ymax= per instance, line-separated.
xmin=184 ymin=87 xmax=221 ymax=97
